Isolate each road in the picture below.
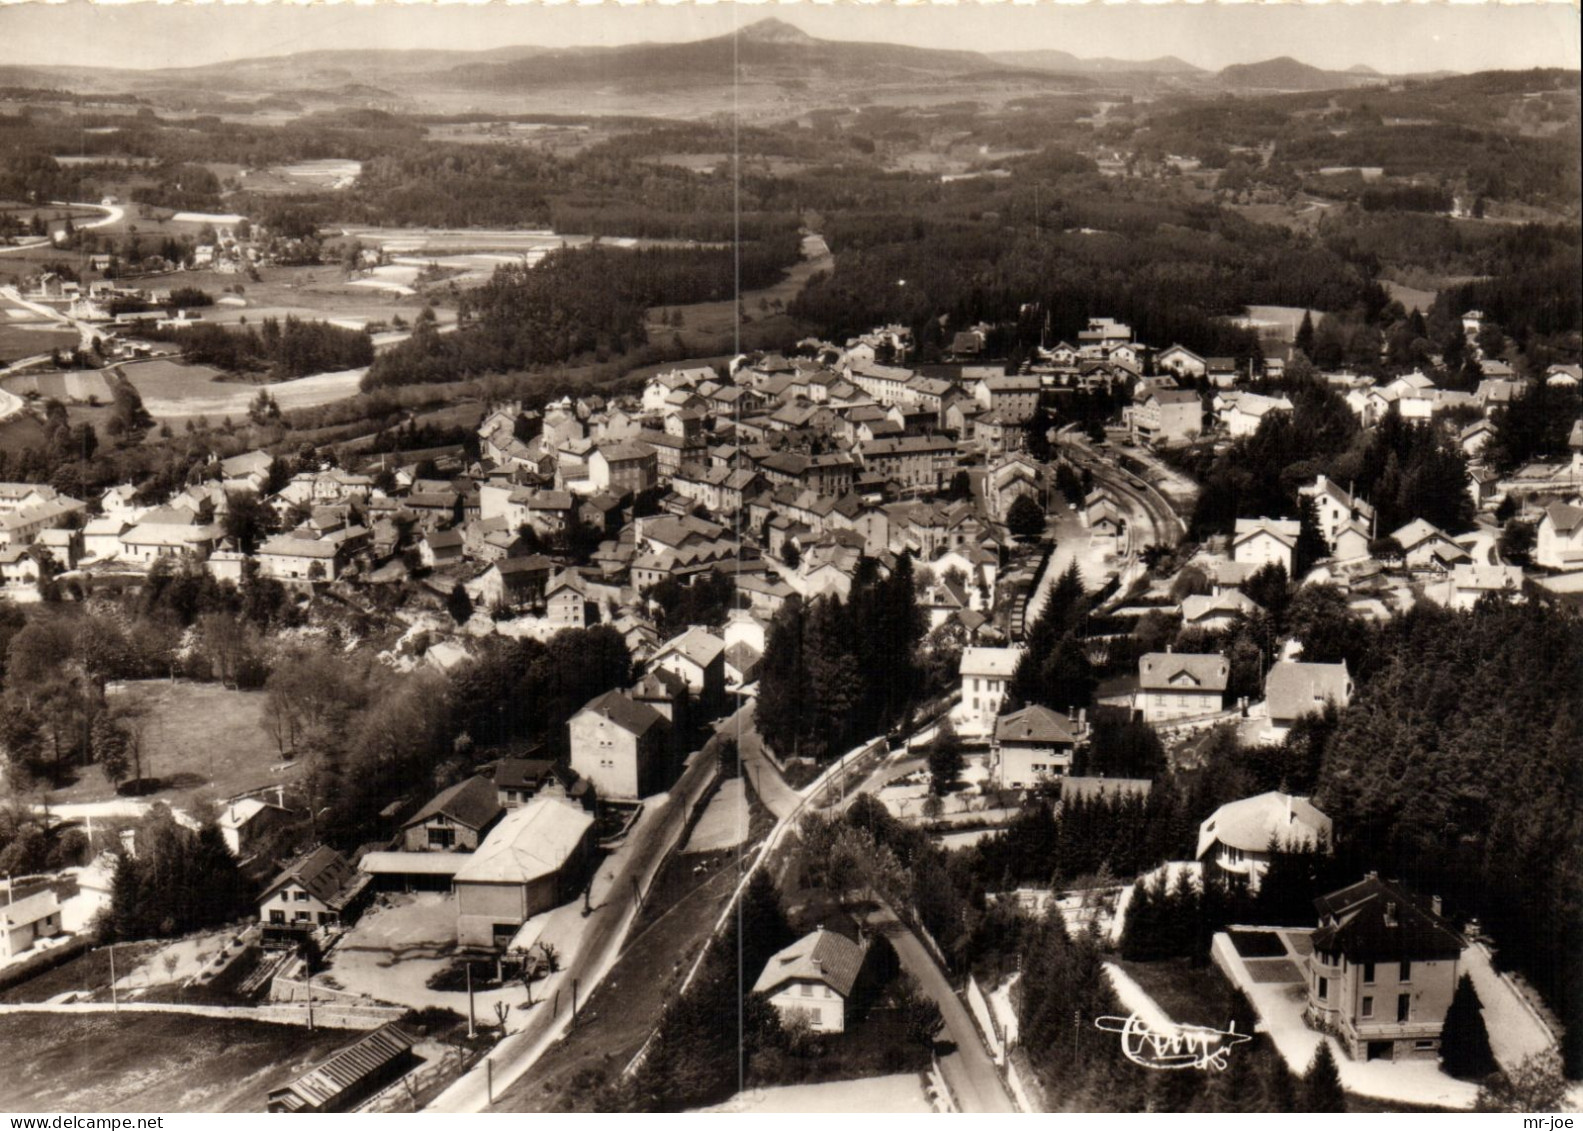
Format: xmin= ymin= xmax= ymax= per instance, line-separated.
xmin=0 ymin=201 xmax=125 ymax=257
xmin=869 ymin=904 xmax=1017 ymax=1113
xmin=425 ymin=708 xmax=737 ymax=1113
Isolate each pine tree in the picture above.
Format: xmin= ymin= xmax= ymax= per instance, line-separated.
xmin=1295 ymin=310 xmax=1315 ymax=359
xmin=1441 ymin=973 xmax=1498 ymax=1081
xmin=1302 ymin=1040 xmax=1347 ymax=1112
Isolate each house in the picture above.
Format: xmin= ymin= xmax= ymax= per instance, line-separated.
xmin=216 ymin=795 xmax=294 ymax=860
xmin=466 ymin=554 xmax=554 ymax=611
xmin=0 ymin=495 xmax=88 ymax=550
xmin=752 ymin=928 xmax=868 ymax=1034
xmin=0 ymin=547 xmax=38 ymax=587
xmin=1306 ymin=874 xmax=1463 ymax=1062
xmin=1135 ymin=652 xmax=1229 ymax=723
xmin=117 ymin=507 xmax=223 ymax=566
xmin=992 ymin=704 xmax=1082 ymax=789
xmin=493 ymin=757 xmax=556 ymax=808
xmin=1332 ymin=520 xmax=1372 ymax=564
xmin=1265 ymin=660 xmax=1353 ymax=734
xmin=1129 ymin=389 xmax=1203 ymax=447
xmin=1299 ymin=476 xmax=1375 ymax=553
xmin=959 ymin=646 xmax=1021 ymax=736
xmin=1156 ymin=344 xmax=1208 ymax=380
xmin=401 ymin=776 xmax=504 ymax=852
xmin=545 ymin=570 xmax=593 ymax=628
xmin=723 ymin=641 xmax=762 ymax=691
xmin=1459 ymin=419 xmax=1496 ymax=459
xmin=568 ymin=689 xmax=669 ymax=801
xmin=267 ymin=1024 xmax=418 ymax=1114
xmin=0 ymin=889 xmax=64 ymax=959
xmin=258 ymin=846 xmax=372 ymax=946
xmin=418 ymin=527 xmax=465 ymax=568
xmin=1536 ymin=501 xmax=1583 ymax=571
xmin=1232 ymin=517 xmax=1300 ymax=576
xmin=1196 ymin=792 xmax=1331 ymax=893
xmin=651 ymin=626 xmax=727 ymax=707
xmin=219 ymin=449 xmax=274 ymax=492
xmin=1390 ymin=519 xmax=1469 ymax=572
xmin=1180 ymin=589 xmax=1262 ymax=633
xmin=454 ymin=795 xmax=596 ymax=948
xmin=859 ymin=435 xmax=958 ymax=495
xmin=587 ymin=440 xmax=658 ymax=497
xmin=972 ymin=374 xmax=1042 ymax=424
xmin=1439 ymin=563 xmax=1525 ymax=611
xmin=256 ymin=533 xmax=342 ymax=582
xmin=1223 ymin=393 xmax=1293 ymax=438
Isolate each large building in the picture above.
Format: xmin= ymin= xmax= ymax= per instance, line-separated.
xmin=568 ymin=690 xmax=670 ymax=800
xmin=1265 ymin=661 xmax=1353 ymax=735
xmin=454 ymin=796 xmax=596 ymax=948
xmin=1306 ymin=874 xmax=1463 ymax=1063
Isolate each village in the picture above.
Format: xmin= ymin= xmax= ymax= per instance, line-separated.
xmin=0 ymin=271 xmax=1577 ymax=1114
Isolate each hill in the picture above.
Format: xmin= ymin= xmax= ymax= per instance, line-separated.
xmin=990 ymin=50 xmax=1205 ymax=76
xmin=1217 ymin=56 xmax=1386 ymax=91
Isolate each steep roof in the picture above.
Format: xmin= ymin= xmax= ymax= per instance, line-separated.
xmin=453 ymin=796 xmax=595 ymax=886
xmin=575 ymin=689 xmax=666 ymax=738
xmin=1544 ymin=500 xmax=1583 ymax=535
xmin=402 ymin=776 xmax=502 ymax=833
xmin=1311 ymin=874 xmax=1463 ymax=961
xmin=1233 ymin=517 xmax=1300 ymax=547
xmin=752 ymin=928 xmax=867 ymax=999
xmin=1196 ymin=791 xmax=1331 ymax=858
xmin=261 ymin=845 xmax=367 ymax=909
xmin=994 ymin=704 xmax=1080 ymax=745
xmin=1138 ymin=652 xmax=1229 ymax=693
xmin=493 ymin=758 xmax=556 ymax=791
xmin=655 ymin=625 xmax=726 ymax=669
xmin=1265 ymin=660 xmax=1352 ymax=722
xmin=1180 ymin=589 xmax=1261 ymax=623
xmin=960 ymin=646 xmax=1021 ymax=678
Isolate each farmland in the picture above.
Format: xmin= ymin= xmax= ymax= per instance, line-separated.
xmin=0 ymin=1012 xmax=349 ymax=1113
xmin=45 ymin=680 xmax=292 ymax=807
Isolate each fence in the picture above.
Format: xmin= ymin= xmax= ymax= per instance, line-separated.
xmin=965 ymin=975 xmax=1004 ymax=1065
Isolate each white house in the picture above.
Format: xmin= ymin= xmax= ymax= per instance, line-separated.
xmin=1135 ymin=652 xmax=1229 ymax=724
xmin=1265 ymin=660 xmax=1353 ymax=735
xmin=752 ymin=928 xmax=867 ymax=1034
xmin=1196 ymin=791 xmax=1332 ymax=893
xmin=959 ymin=646 xmax=1021 ymax=737
xmin=1536 ymin=501 xmax=1583 ymax=571
xmin=992 ymin=704 xmax=1082 ymax=789
xmin=1232 ymin=517 xmax=1300 ymax=575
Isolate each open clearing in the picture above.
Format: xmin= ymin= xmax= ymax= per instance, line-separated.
xmin=702 ymin=1073 xmax=933 ymax=1113
xmin=116 ymin=357 xmax=367 ymax=421
xmin=0 ymin=1011 xmax=348 ymax=1112
xmin=46 ymin=680 xmax=290 ymax=807
xmin=681 ymin=777 xmax=748 ymax=853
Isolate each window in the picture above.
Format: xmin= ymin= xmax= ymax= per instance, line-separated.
xmin=1317 ymin=977 xmax=1329 ymax=1001
xmin=428 ymin=827 xmax=456 ymax=849
xmin=294 ymin=910 xmax=311 ymax=922
xmin=1361 ymin=996 xmax=1374 ymax=1018
xmin=1363 ymin=961 xmax=1376 ymax=985
xmin=1397 ymin=994 xmax=1411 ymax=1023
xmin=295 ymin=890 xmax=309 ymax=902
xmin=801 ymin=984 xmax=813 ymax=998
xmin=1399 ymin=960 xmax=1412 ymax=983
xmin=269 ymin=910 xmax=285 ymax=924
xmin=1414 ymin=1040 xmax=1437 ymax=1051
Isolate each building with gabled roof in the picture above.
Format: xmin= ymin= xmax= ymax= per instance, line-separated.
xmin=267 ymin=1024 xmax=418 ymax=1113
xmin=401 ymin=776 xmax=504 ymax=852
xmin=1536 ymin=500 xmax=1583 ymax=571
xmin=1 ymin=888 xmax=63 ymax=959
xmin=752 ymin=928 xmax=869 ymax=1034
xmin=1389 ymin=519 xmax=1469 ymax=572
xmin=259 ymin=846 xmax=371 ymax=945
xmin=453 ymin=795 xmax=597 ymax=948
xmin=959 ymin=646 xmax=1021 ymax=736
xmin=1306 ymin=874 xmax=1463 ymax=1063
xmin=1264 ymin=660 xmax=1353 ymax=733
xmin=1136 ymin=651 xmax=1229 ymax=723
xmin=568 ymin=689 xmax=669 ymax=801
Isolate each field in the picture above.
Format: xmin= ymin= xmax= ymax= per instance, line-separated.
xmin=0 ymin=1011 xmax=349 ymax=1113
xmin=113 ymin=356 xmax=367 ymax=423
xmin=0 ymin=320 xmax=76 ymax=364
xmin=48 ymin=679 xmax=292 ymax=806
xmin=1 ymin=369 xmax=117 ymax=401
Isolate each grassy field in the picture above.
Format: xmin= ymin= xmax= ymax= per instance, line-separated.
xmin=0 ymin=320 xmax=77 ymax=364
xmin=0 ymin=1011 xmax=349 ymax=1112
xmin=1 ymin=369 xmax=118 ymax=401
xmin=0 ymin=942 xmax=161 ymax=1005
xmin=48 ymin=680 xmax=293 ymax=806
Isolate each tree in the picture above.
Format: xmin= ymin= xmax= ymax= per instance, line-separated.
xmin=1441 ymin=973 xmax=1498 ymax=1081
xmin=1498 ymin=518 xmax=1536 ymax=566
xmin=1295 ymin=309 xmax=1315 ymax=359
xmin=1476 ymin=1050 xmax=1568 ymax=1112
xmin=1302 ymin=1040 xmax=1346 ymax=1112
xmin=892 ymin=973 xmax=944 ymax=1050
xmin=222 ymin=489 xmax=279 ymax=555
xmin=1006 ymin=494 xmax=1046 ymax=541
xmin=927 ymin=717 xmax=965 ymax=796
xmin=447 ymin=583 xmax=474 ymax=625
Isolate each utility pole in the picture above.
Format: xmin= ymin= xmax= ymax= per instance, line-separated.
xmin=466 ymin=961 xmax=476 ymax=1039
xmin=306 ymin=971 xmax=314 ymax=1031
xmin=109 ymin=942 xmax=118 ymax=1013
xmin=571 ymin=978 xmax=580 ymax=1027
xmin=486 ymin=1057 xmax=493 ymax=1106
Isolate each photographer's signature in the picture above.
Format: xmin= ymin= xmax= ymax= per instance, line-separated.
xmin=1095 ymin=1013 xmax=1252 ymax=1071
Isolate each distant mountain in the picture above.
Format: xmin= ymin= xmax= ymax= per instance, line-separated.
xmin=1218 ymin=55 xmax=1386 ymax=91
xmin=1347 ymin=64 xmax=1383 ymax=76
xmin=990 ymin=50 xmax=1205 ymax=76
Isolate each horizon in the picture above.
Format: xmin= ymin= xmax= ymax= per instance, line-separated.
xmin=0 ymin=1 xmax=1578 ymax=76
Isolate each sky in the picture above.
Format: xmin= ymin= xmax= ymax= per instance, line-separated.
xmin=0 ymin=0 xmax=1577 ymax=75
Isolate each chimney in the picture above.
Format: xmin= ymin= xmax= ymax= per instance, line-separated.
xmin=1384 ymin=901 xmax=1398 ymax=927
xmin=1431 ymin=895 xmax=1443 ymax=918
xmin=1286 ymin=794 xmax=1294 ymax=824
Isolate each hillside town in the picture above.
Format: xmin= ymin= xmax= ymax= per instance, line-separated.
xmin=0 ymin=3 xmax=1579 ymax=1120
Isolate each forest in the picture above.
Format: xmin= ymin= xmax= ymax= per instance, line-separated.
xmin=142 ymin=315 xmax=375 ymax=380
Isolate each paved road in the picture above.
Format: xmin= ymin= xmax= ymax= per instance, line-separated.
xmin=871 ymin=906 xmax=1017 ymax=1113
xmin=735 ymin=702 xmax=801 ymax=819
xmin=426 ymin=709 xmax=739 ymax=1112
